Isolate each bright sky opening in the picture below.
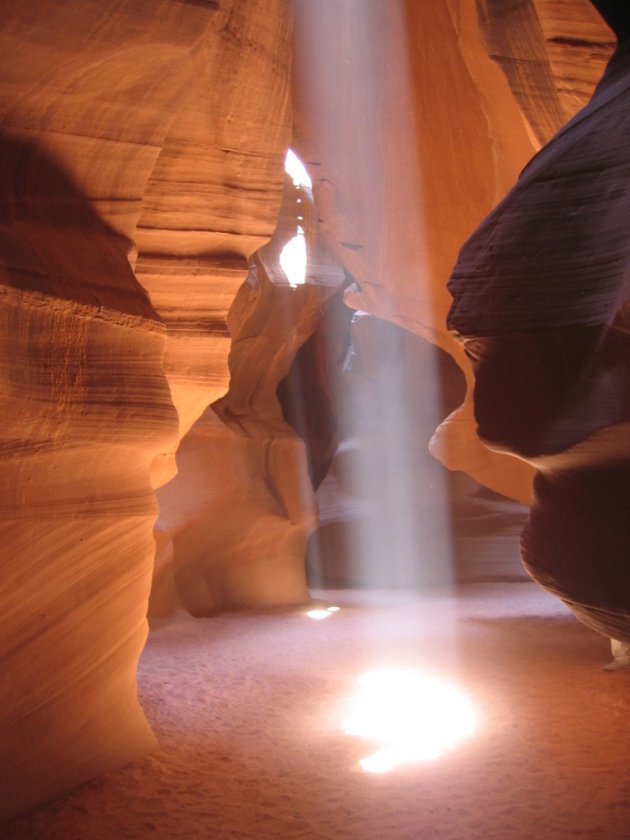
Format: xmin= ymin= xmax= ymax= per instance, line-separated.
xmin=285 ymin=148 xmax=312 ymax=189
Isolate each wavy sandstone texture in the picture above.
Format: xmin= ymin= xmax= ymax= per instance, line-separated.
xmin=152 ymin=172 xmax=345 ymax=617
xmin=0 ymin=0 xmax=622 ymax=824
xmin=291 ymin=0 xmax=613 ymax=503
xmin=0 ymin=0 xmax=291 ymax=821
xmin=447 ymin=7 xmax=630 ymax=641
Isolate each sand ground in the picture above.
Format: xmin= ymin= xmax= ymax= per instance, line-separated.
xmin=5 ymin=582 xmax=630 ymax=839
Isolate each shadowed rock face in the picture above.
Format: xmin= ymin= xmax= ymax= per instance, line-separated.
xmin=447 ymin=14 xmax=630 ymax=640
xmin=0 ymin=135 xmax=178 ymax=820
xmin=590 ymin=0 xmax=630 ymax=40
xmin=303 ymin=313 xmax=530 ymax=589
xmin=0 ymin=0 xmax=292 ymax=821
xmin=277 ymin=285 xmax=354 ymax=491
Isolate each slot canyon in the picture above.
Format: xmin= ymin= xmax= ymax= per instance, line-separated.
xmin=2 ymin=0 xmax=630 ymax=837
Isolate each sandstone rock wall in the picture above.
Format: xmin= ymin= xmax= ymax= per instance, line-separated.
xmin=447 ymin=19 xmax=630 ymax=642
xmin=305 ymin=312 xmax=530 ymax=588
xmin=153 ymin=168 xmax=346 ymax=616
xmin=134 ymin=2 xmax=292 ymax=445
xmin=0 ymin=0 xmax=291 ymax=820
xmin=0 ymin=0 xmax=619 ymax=822
xmin=291 ymin=0 xmax=612 ymax=503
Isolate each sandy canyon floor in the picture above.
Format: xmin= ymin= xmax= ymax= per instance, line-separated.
xmin=5 ymin=582 xmax=630 ymax=839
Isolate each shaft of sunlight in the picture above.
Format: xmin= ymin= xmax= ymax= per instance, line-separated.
xmin=279 ymin=227 xmax=307 ymax=288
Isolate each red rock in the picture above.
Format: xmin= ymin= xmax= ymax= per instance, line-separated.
xmin=0 ymin=0 xmax=291 ymax=820
xmin=155 ymin=166 xmax=345 ymax=616
xmin=447 ymin=17 xmax=630 ymax=641
xmin=0 ymin=0 xmax=621 ymax=823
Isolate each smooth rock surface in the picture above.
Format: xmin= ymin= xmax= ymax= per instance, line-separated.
xmin=292 ymin=0 xmax=613 ymax=503
xmin=153 ymin=170 xmax=346 ymax=616
xmin=0 ymin=0 xmax=292 ymax=820
xmin=447 ymin=23 xmax=630 ymax=641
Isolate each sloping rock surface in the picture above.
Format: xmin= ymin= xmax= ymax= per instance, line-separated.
xmin=447 ymin=25 xmax=630 ymax=641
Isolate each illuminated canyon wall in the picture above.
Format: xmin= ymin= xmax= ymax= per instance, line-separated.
xmin=0 ymin=0 xmax=618 ymax=823
xmin=0 ymin=0 xmax=292 ymax=820
xmin=152 ymin=171 xmax=345 ymax=616
xmin=291 ymin=0 xmax=613 ymax=503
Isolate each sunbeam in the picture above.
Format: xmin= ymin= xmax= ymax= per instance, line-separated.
xmin=293 ymin=1 xmax=457 ymax=591
xmin=279 ymin=227 xmax=307 ymax=288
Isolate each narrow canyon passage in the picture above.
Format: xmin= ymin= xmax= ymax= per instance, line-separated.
xmin=7 ymin=582 xmax=630 ymax=840
xmin=4 ymin=1 xmax=630 ymax=832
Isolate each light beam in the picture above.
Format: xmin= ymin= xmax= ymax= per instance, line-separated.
xmin=279 ymin=227 xmax=307 ymax=288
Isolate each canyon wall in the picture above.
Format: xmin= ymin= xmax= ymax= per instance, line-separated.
xmin=0 ymin=0 xmax=620 ymax=822
xmin=291 ymin=0 xmax=613 ymax=503
xmin=153 ymin=179 xmax=345 ymax=616
xmin=447 ymin=7 xmax=630 ymax=642
xmin=0 ymin=0 xmax=291 ymax=820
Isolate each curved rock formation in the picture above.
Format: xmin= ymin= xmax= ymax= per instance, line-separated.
xmin=1 ymin=0 xmax=623 ymax=824
xmin=447 ymin=7 xmax=630 ymax=641
xmin=153 ymin=167 xmax=346 ymax=616
xmin=306 ymin=312 xmax=465 ymax=588
xmin=133 ymin=1 xmax=292 ymax=444
xmin=292 ymin=0 xmax=613 ymax=503
xmin=0 ymin=138 xmax=178 ymax=820
xmin=305 ymin=312 xmax=530 ymax=588
xmin=0 ymin=0 xmax=291 ymax=821
xmin=277 ymin=285 xmax=354 ymax=492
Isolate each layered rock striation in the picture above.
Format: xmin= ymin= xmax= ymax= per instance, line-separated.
xmin=0 ymin=0 xmax=291 ymax=821
xmin=447 ymin=7 xmax=630 ymax=641
xmin=153 ymin=168 xmax=346 ymax=616
xmin=0 ymin=139 xmax=178 ymax=820
xmin=1 ymin=0 xmax=623 ymax=824
xmin=292 ymin=0 xmax=613 ymax=503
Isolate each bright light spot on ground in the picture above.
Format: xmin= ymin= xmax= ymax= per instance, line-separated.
xmin=343 ymin=669 xmax=477 ymax=772
xmin=285 ymin=148 xmax=312 ymax=189
xmin=280 ymin=231 xmax=307 ymax=288
xmin=307 ymin=609 xmax=332 ymax=620
xmin=307 ymin=605 xmax=341 ymax=620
